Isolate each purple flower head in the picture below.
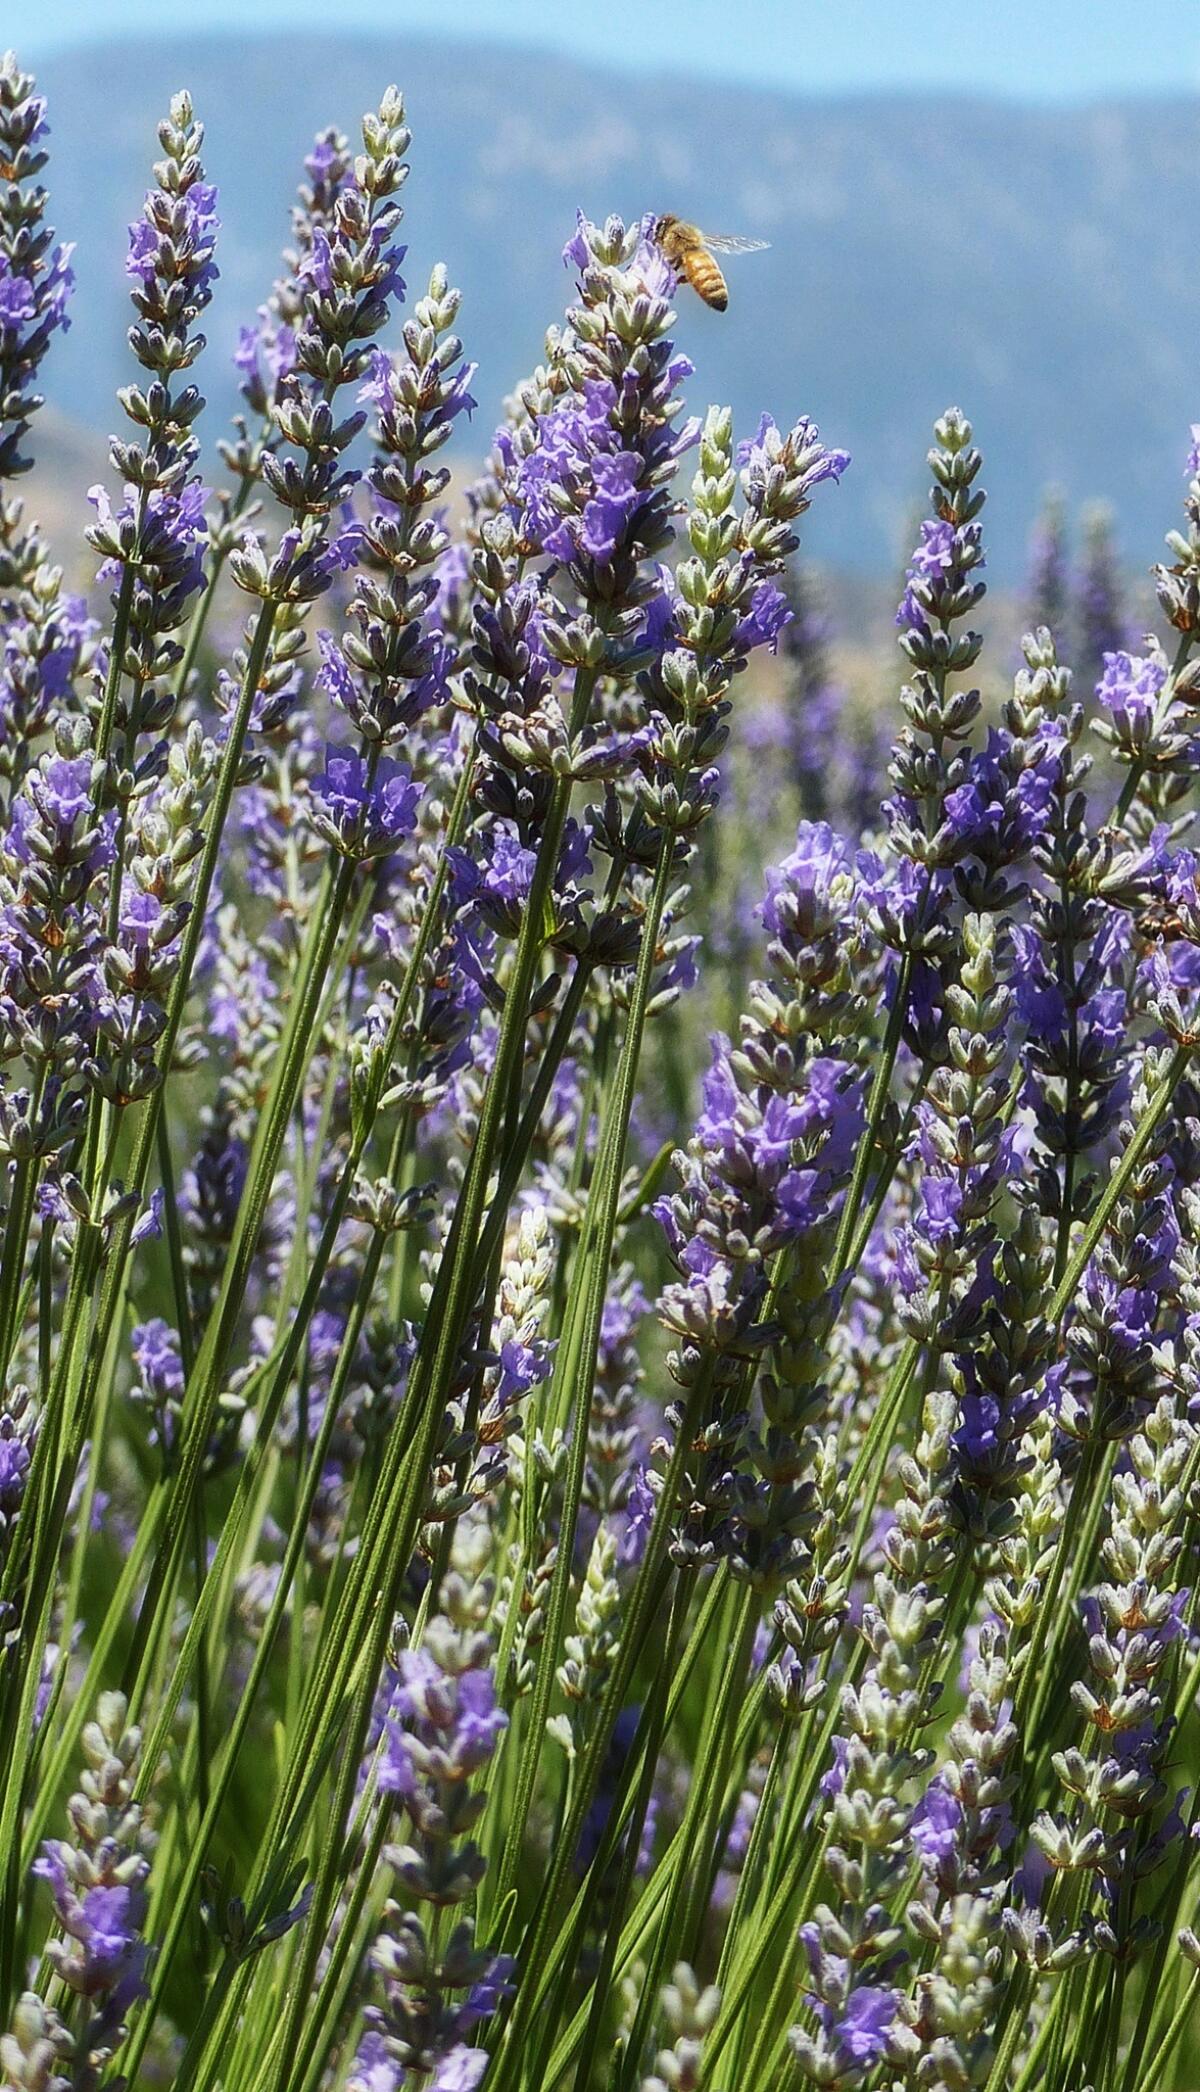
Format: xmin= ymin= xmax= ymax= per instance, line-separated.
xmin=0 ymin=1402 xmax=32 ymax=1516
xmin=919 ymin=1173 xmax=965 ymax=1245
xmin=618 ymin=1463 xmax=655 ymax=1567
xmin=896 ymin=514 xmax=984 ymax=635
xmin=1096 ymin=648 xmax=1166 ymax=733
xmin=458 ymin=1956 xmax=515 ymax=2033
xmin=348 ymin=2032 xmax=401 ymax=2092
xmin=763 ymin=821 xmax=855 ymax=942
xmin=34 ymin=1843 xmax=148 ymax=2003
xmin=738 ymin=413 xmax=850 ymax=510
xmin=131 ymin=1320 xmax=184 ymax=1407
xmin=35 ymin=753 xmax=94 ymax=832
xmin=431 ymin=2049 xmax=490 ymax=2092
xmin=911 ymin=1777 xmax=962 ymax=1876
xmin=301 ymin=208 xmax=406 ymax=306
xmin=361 ymin=344 xmax=478 ymax=427
xmin=127 ymin=179 xmax=220 ymax=306
xmin=0 ymin=257 xmax=36 ymax=331
xmin=834 ymin=1988 xmax=901 ymax=2066
xmin=77 ymin=1885 xmax=147 ymax=1994
xmin=380 ymin=1645 xmax=507 ymax=1800
xmin=511 ymin=380 xmax=647 ymax=567
xmin=235 ymin=309 xmax=297 ymax=409
xmin=0 ymin=240 xmax=74 ymax=343
xmin=495 ymin=1334 xmax=551 ymax=1406
xmin=563 ymin=211 xmax=676 ymax=306
xmin=736 ymin=578 xmax=793 ymax=654
xmin=819 ymin=1733 xmax=850 ymax=1801
xmin=90 ymin=479 xmax=210 ymax=604
xmin=309 ymin=748 xmax=421 ymax=861
xmin=562 ymin=209 xmax=592 ymax=273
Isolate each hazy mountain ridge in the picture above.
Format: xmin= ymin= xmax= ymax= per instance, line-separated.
xmin=26 ymin=31 xmax=1200 ymax=579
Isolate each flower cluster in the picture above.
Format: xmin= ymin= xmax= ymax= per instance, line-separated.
xmin=2 ymin=1696 xmax=155 ymax=2091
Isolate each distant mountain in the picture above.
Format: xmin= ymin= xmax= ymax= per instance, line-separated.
xmin=25 ymin=32 xmax=1200 ymax=581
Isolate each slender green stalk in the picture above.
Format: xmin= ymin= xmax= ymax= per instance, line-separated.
xmin=492 ymin=835 xmax=676 ymax=1914
xmin=831 ymin=950 xmax=913 ymax=1280
xmin=614 ymin=1594 xmax=758 ymax=2092
xmin=1131 ymin=1969 xmax=1200 ymax=2092
xmin=488 ymin=1362 xmax=715 ymax=2092
xmin=1047 ymin=1046 xmax=1188 ymax=1326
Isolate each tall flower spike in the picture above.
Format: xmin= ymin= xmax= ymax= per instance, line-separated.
xmin=1076 ymin=500 xmax=1126 ymax=690
xmin=0 ymin=51 xmax=74 ymax=525
xmin=794 ymin=1388 xmax=958 ymax=2088
xmin=887 ymin=409 xmax=986 ymax=877
xmin=655 ymin=823 xmax=866 ymax=1581
xmin=1025 ymin=487 xmax=1069 ymax=649
xmin=360 ymin=1573 xmax=511 ymax=2092
xmin=864 ymin=409 xmax=988 ymax=1071
xmin=86 ymin=92 xmax=217 ymax=772
xmin=215 ymin=125 xmax=356 ymax=555
xmin=895 ymin=911 xmax=1014 ymax=1358
xmin=0 ymin=52 xmax=85 ymax=805
xmin=230 ymin=88 xmax=410 ymax=616
xmin=11 ymin=1692 xmax=155 ymax=2090
xmin=0 ymin=726 xmax=108 ymax=1166
xmin=318 ymin=265 xmax=475 ymax=748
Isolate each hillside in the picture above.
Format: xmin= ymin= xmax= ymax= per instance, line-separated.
xmin=25 ymin=33 xmax=1200 ymax=580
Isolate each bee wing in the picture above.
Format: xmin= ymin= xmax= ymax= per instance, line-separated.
xmin=701 ymin=233 xmax=770 ymax=255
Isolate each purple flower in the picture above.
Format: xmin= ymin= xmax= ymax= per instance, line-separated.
xmin=348 ymin=2033 xmax=400 ymax=2092
xmin=819 ymin=1734 xmax=850 ymax=1801
xmin=0 ymin=59 xmax=75 ymax=484
xmin=0 ymin=1437 xmax=30 ymax=1513
xmin=380 ymin=1647 xmax=507 ymax=1799
xmin=910 ymin=1777 xmax=962 ymax=1875
xmin=618 ymin=1465 xmax=655 ymax=1567
xmin=510 ymin=380 xmax=648 ymax=567
xmin=0 ymin=257 xmax=36 ymax=331
xmin=131 ymin=1320 xmax=184 ymax=1406
xmin=35 ymin=1824 xmax=148 ymax=2005
xmin=35 ymin=754 xmax=94 ymax=833
xmin=1096 ymin=647 xmax=1166 ymax=735
xmin=309 ymin=748 xmax=421 ymax=861
xmin=235 ymin=309 xmax=297 ymax=409
xmin=126 ymin=179 xmax=220 ymax=305
xmin=763 ymin=821 xmax=855 ymax=942
xmin=0 ymin=226 xmax=73 ymax=361
xmin=897 ymin=514 xmax=985 ymax=635
xmin=89 ymin=479 xmax=210 ymax=611
xmin=834 ymin=1987 xmax=900 ymax=2066
xmin=737 ymin=413 xmax=850 ymax=499
xmin=431 ymin=2048 xmax=490 ymax=2092
xmin=736 ymin=578 xmax=793 ymax=654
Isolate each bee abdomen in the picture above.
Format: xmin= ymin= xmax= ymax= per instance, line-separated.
xmin=683 ymin=248 xmax=728 ymax=311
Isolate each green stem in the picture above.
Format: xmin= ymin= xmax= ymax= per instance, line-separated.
xmin=489 ymin=1362 xmax=714 ymax=2092
xmin=1131 ymin=1968 xmax=1199 ymax=2092
xmin=492 ymin=835 xmax=676 ymax=1914
xmin=1047 ymin=1047 xmax=1188 ymax=1326
xmin=831 ymin=950 xmax=913 ymax=1280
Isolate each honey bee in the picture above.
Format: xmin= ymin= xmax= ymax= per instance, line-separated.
xmin=1135 ymin=900 xmax=1190 ymax=944
xmin=653 ymin=215 xmax=769 ymax=312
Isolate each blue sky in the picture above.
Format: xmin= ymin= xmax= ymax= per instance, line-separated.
xmin=18 ymin=0 xmax=1200 ymax=100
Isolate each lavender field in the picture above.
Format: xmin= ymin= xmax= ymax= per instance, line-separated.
xmin=4 ymin=39 xmax=1200 ymax=2092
